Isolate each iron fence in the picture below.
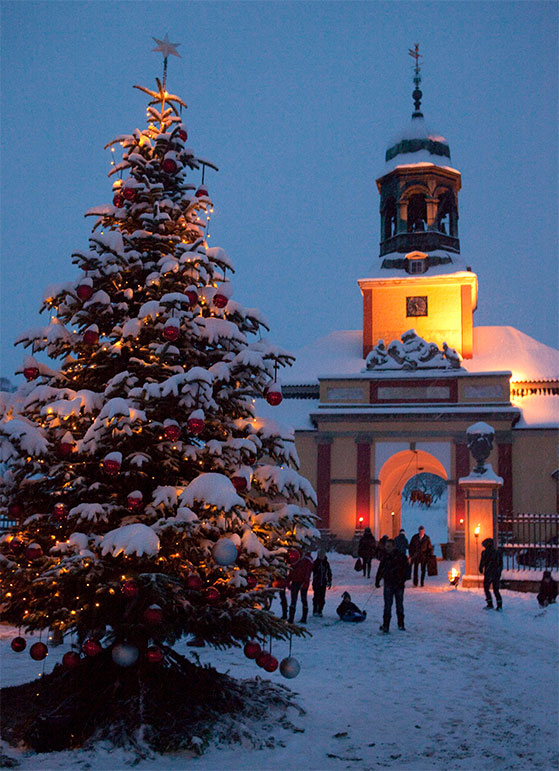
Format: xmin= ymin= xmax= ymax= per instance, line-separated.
xmin=498 ymin=512 xmax=559 ymax=572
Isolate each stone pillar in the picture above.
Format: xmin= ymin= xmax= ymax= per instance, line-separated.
xmin=316 ymin=437 xmax=332 ymax=531
xmin=459 ymin=477 xmax=502 ymax=586
xmin=355 ymin=436 xmax=372 ymax=529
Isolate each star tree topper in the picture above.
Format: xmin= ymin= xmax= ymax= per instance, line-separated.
xmin=152 ymin=34 xmax=181 ymax=59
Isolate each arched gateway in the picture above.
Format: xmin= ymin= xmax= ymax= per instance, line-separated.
xmin=377 ymin=449 xmax=448 ymax=541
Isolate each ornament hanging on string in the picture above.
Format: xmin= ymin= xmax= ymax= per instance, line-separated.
xmin=52 ymin=502 xmax=69 ymax=522
xmin=280 ymin=634 xmax=301 ymax=678
xmin=29 ymin=642 xmax=48 ymax=661
xmin=212 ymin=537 xmax=238 ymax=566
xmin=11 ymin=636 xmax=26 ymax=653
xmin=82 ymin=638 xmax=102 ymax=657
xmin=127 ymin=491 xmax=143 ymax=512
xmin=76 ymin=277 xmax=94 ymax=301
xmin=162 ymin=317 xmax=180 ymax=341
xmin=62 ymin=651 xmax=81 ymax=669
xmin=187 ymin=409 xmax=205 ymax=435
xmin=143 ymin=604 xmax=163 ymax=625
xmin=112 ymin=643 xmax=139 ymax=667
xmin=122 ymin=579 xmax=140 ymax=598
xmin=23 ymin=356 xmax=40 ymax=381
xmin=57 ymin=431 xmax=74 ymax=458
xmin=163 ymin=420 xmax=181 ymax=441
xmin=103 ymin=451 xmax=122 ymax=476
xmin=83 ymin=324 xmax=99 ymax=346
xmin=146 ymin=646 xmax=164 ymax=664
xmin=26 ymin=543 xmax=43 ymax=561
xmin=243 ymin=640 xmax=261 ymax=659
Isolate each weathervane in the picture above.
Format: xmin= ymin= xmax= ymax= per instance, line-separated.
xmin=408 ymin=43 xmax=423 ymax=118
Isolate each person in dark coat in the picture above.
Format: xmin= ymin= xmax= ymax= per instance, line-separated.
xmin=357 ymin=527 xmax=376 ymax=578
xmin=287 ymin=550 xmax=314 ymax=623
xmin=312 ymin=549 xmax=332 ymax=617
xmin=376 ymin=534 xmax=389 ymax=563
xmin=408 ymin=526 xmax=433 ymax=587
xmin=479 ymin=537 xmax=503 ymax=610
xmin=336 ymin=591 xmax=366 ymax=622
xmin=394 ymin=528 xmax=409 ymax=555
xmin=537 ymin=570 xmax=558 ymax=607
xmin=375 ymin=539 xmax=409 ymax=632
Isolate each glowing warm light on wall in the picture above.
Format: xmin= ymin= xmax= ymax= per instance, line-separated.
xmin=474 ymin=523 xmax=481 ymax=537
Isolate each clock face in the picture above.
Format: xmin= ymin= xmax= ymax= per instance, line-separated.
xmin=406 ymin=295 xmax=428 ymax=317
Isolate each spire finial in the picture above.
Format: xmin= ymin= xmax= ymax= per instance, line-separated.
xmin=408 ymin=43 xmax=423 ymax=119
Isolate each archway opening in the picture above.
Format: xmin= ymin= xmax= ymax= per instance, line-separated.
xmin=378 ymin=450 xmax=448 ymax=552
xmin=402 ymin=472 xmax=448 ymax=556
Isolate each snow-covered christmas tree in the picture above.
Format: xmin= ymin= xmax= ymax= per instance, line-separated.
xmin=0 ymin=36 xmax=317 ymax=752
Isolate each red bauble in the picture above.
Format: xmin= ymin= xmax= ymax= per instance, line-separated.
xmin=122 ymin=579 xmax=139 ymax=599
xmin=178 ymin=129 xmax=188 ymax=141
xmin=195 ymin=185 xmax=208 ymax=198
xmin=162 ymin=324 xmax=180 ymax=342
xmin=143 ymin=605 xmax=163 ymax=625
xmin=205 ymin=587 xmax=220 ymax=603
xmin=264 ymin=655 xmax=279 ymax=673
xmin=127 ymin=494 xmax=143 ymax=512
xmin=164 ymin=423 xmax=181 ymax=441
xmin=243 ymin=641 xmax=261 ymax=659
xmin=266 ymin=387 xmax=283 ymax=406
xmin=23 ymin=366 xmax=39 ymax=381
xmin=62 ymin=651 xmax=81 ymax=669
xmin=162 ymin=158 xmax=178 ymax=173
xmin=146 ymin=646 xmax=163 ymax=664
xmin=57 ymin=441 xmax=74 ymax=457
xmin=231 ymin=475 xmax=247 ymax=493
xmin=76 ymin=284 xmax=94 ymax=301
xmin=53 ymin=502 xmax=69 ymax=522
xmin=185 ymin=573 xmax=203 ymax=590
xmin=185 ymin=289 xmax=198 ymax=306
xmin=103 ymin=459 xmax=121 ymax=475
xmin=187 ymin=417 xmax=205 ymax=435
xmin=287 ymin=548 xmax=300 ymax=565
xmin=246 ymin=574 xmax=258 ymax=589
xmin=29 ymin=642 xmax=48 ymax=661
xmin=82 ymin=638 xmax=102 ymax=657
xmin=8 ymin=537 xmax=24 ymax=554
xmin=256 ymin=651 xmax=271 ymax=669
xmin=123 ymin=187 xmax=136 ymax=201
xmin=113 ymin=194 xmax=124 ymax=208
xmin=8 ymin=502 xmax=24 ymax=520
xmin=26 ymin=544 xmax=43 ymax=561
xmin=83 ymin=329 xmax=99 ymax=346
xmin=213 ymin=293 xmax=228 ymax=309
xmin=11 ymin=636 xmax=26 ymax=652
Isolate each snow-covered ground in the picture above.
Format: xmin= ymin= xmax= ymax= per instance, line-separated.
xmin=2 ymin=554 xmax=558 ymax=770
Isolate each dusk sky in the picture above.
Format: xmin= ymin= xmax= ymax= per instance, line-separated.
xmin=1 ymin=1 xmax=557 ymax=383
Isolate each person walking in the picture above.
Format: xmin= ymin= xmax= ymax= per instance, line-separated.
xmin=358 ymin=527 xmax=376 ymax=578
xmin=394 ymin=528 xmax=409 ymax=555
xmin=409 ymin=525 xmax=433 ymax=587
xmin=375 ymin=538 xmax=409 ymax=632
xmin=479 ymin=537 xmax=503 ymax=610
xmin=537 ymin=570 xmax=558 ymax=607
xmin=287 ymin=549 xmax=314 ymax=623
xmin=312 ymin=549 xmax=332 ymax=617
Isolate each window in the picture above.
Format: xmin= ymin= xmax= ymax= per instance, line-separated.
xmin=408 ymin=259 xmax=425 ymax=274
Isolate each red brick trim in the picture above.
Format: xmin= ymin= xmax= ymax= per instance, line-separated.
xmin=356 ymin=443 xmax=371 ymax=528
xmin=316 ymin=443 xmax=332 ymax=529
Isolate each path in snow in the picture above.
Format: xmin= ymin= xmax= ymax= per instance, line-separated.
xmin=1 ymin=554 xmax=557 ymax=770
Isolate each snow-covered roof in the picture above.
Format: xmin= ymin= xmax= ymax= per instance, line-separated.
xmin=381 ymin=117 xmax=455 ymax=176
xmin=282 ymin=326 xmax=559 ymax=429
xmin=363 ymin=258 xmax=471 ymax=280
xmin=256 ymin=397 xmax=318 ymax=432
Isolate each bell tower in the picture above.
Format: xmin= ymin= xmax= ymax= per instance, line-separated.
xmin=359 ymin=46 xmax=477 ymax=359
